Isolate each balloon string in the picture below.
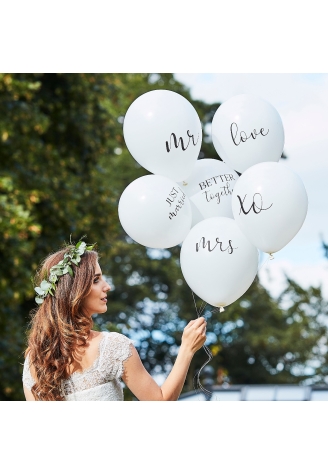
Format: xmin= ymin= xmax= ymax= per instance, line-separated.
xmin=190 ymin=252 xmax=273 ymax=399
xmin=191 ymin=291 xmax=200 ymax=317
xmin=199 ymin=300 xmax=207 ymax=316
xmin=210 ymin=307 xmax=223 ymax=315
xmin=191 ymin=291 xmax=213 ymax=400
xmin=193 ymin=345 xmax=213 ymax=399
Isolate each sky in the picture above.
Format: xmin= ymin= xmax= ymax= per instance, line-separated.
xmin=175 ymin=74 xmax=328 ymax=298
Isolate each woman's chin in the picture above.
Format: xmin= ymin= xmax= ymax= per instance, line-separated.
xmin=89 ymin=305 xmax=107 ymax=317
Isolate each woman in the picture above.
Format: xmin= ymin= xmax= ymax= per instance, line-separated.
xmin=23 ymin=240 xmax=207 ymax=401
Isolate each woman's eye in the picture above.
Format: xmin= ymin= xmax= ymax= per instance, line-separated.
xmin=94 ymin=278 xmax=99 ymax=284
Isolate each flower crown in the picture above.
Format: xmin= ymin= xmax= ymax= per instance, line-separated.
xmin=34 ymin=240 xmax=95 ymax=305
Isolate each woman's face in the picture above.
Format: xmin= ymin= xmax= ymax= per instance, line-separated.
xmin=83 ymin=261 xmax=111 ymax=317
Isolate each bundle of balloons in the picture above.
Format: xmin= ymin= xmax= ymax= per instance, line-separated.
xmin=119 ymin=90 xmax=308 ymax=312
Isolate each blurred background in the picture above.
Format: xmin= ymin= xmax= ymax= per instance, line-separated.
xmin=1 ymin=73 xmax=327 ymax=401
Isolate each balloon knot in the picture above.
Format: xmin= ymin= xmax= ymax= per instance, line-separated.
xmin=182 ymin=181 xmax=188 ymax=186
xmin=269 ymin=253 xmax=274 ymax=260
xmin=220 ymin=307 xmax=225 ymax=313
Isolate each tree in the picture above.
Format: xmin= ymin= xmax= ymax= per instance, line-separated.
xmin=0 ymin=72 xmax=218 ymax=399
xmin=204 ymin=277 xmax=328 ymax=386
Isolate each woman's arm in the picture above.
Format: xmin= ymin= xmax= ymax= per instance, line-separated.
xmin=23 ymin=385 xmax=36 ymax=401
xmin=122 ymin=317 xmax=207 ymax=401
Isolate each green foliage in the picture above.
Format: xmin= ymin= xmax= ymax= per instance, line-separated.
xmin=202 ymin=277 xmax=328 ymax=386
xmin=34 ymin=239 xmax=95 ymax=305
xmin=0 ymin=73 xmax=327 ymax=401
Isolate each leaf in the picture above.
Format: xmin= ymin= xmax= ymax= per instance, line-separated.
xmin=77 ymin=242 xmax=86 ymax=254
xmin=49 ymin=274 xmax=57 ymax=283
xmin=40 ymin=280 xmax=51 ymax=290
xmin=35 ymin=287 xmax=45 ymax=296
xmin=86 ymin=245 xmax=94 ymax=251
xmin=67 ymin=266 xmax=73 ymax=277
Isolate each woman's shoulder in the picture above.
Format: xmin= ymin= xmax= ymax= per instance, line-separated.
xmin=101 ymin=331 xmax=132 ymax=343
xmin=99 ymin=331 xmax=133 ymax=364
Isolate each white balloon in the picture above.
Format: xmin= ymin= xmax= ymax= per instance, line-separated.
xmin=123 ymin=90 xmax=202 ymax=182
xmin=118 ymin=175 xmax=192 ymax=249
xmin=212 ymin=94 xmax=285 ymax=173
xmin=180 ymin=217 xmax=258 ymax=308
xmin=178 ymin=159 xmax=239 ymax=226
xmin=231 ymin=162 xmax=308 ymax=254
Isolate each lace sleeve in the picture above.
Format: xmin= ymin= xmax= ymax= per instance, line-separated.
xmin=100 ymin=332 xmax=133 ymax=381
xmin=22 ymin=354 xmax=35 ymax=391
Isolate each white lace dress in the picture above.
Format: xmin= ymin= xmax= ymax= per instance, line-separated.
xmin=22 ymin=332 xmax=133 ymax=401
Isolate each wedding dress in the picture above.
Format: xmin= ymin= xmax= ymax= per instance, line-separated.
xmin=22 ymin=332 xmax=133 ymax=401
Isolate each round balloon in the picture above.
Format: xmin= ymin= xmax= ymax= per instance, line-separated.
xmin=212 ymin=94 xmax=285 ymax=173
xmin=178 ymin=159 xmax=239 ymax=226
xmin=180 ymin=217 xmax=258 ymax=308
xmin=123 ymin=90 xmax=202 ymax=182
xmin=118 ymin=175 xmax=192 ymax=249
xmin=231 ymin=162 xmax=308 ymax=254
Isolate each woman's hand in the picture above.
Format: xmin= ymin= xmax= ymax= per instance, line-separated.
xmin=181 ymin=317 xmax=207 ymax=355
xmin=122 ymin=316 xmax=207 ymax=401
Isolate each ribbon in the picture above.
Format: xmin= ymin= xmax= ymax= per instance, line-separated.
xmin=191 ymin=291 xmax=215 ymax=400
xmin=190 ymin=253 xmax=272 ymax=400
